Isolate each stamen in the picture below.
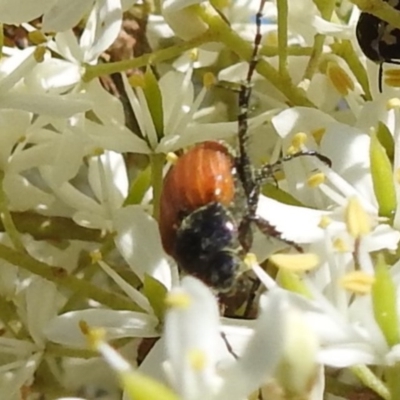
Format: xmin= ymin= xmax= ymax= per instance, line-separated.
xmin=165 ymin=291 xmax=191 ymax=309
xmin=318 ymin=215 xmax=332 ymax=228
xmin=340 ymin=271 xmax=375 ymax=295
xmin=326 ymin=62 xmax=354 ymax=96
xmin=345 ymin=197 xmax=371 ymax=238
xmin=270 ymin=253 xmax=319 ymax=272
xmin=166 ymin=152 xmax=179 ymax=164
xmin=307 ymin=172 xmax=325 ymax=187
xmin=129 ymin=74 xmax=146 ymax=88
xmin=90 ymin=250 xmax=103 ymax=263
xmin=386 ymin=97 xmax=400 ymax=110
xmin=188 ymin=349 xmax=207 ymax=371
xmin=311 ymin=128 xmax=326 ymax=145
xmin=203 ymin=72 xmax=216 ymax=89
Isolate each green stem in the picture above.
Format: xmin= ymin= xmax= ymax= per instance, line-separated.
xmin=302 ymin=34 xmax=325 ymax=81
xmin=198 ymin=5 xmax=315 ymax=107
xmin=83 ymin=30 xmax=217 ymax=81
xmin=351 ymin=365 xmax=390 ymax=400
xmin=386 ymin=364 xmax=400 ymax=399
xmin=351 ymin=0 xmax=400 ymax=30
xmin=0 ymin=171 xmax=25 ymax=253
xmin=276 ymin=0 xmax=289 ymax=77
xmin=260 ymin=45 xmax=313 ymax=57
xmin=150 ymin=153 xmax=166 ymax=221
xmin=331 ymin=40 xmax=372 ymax=100
xmin=9 ymin=211 xmax=103 ymax=242
xmin=0 ymin=243 xmax=143 ymax=312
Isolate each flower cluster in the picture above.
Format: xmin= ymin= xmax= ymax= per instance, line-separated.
xmin=0 ymin=0 xmax=400 ymax=399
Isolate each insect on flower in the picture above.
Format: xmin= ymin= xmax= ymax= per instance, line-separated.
xmin=158 ymin=0 xmax=330 ymax=291
xmin=356 ymin=1 xmax=400 ymax=92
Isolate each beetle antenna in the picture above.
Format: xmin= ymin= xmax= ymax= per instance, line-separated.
xmin=236 ymin=0 xmax=267 ymax=202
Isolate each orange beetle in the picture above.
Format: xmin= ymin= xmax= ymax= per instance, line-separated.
xmin=159 ymin=141 xmax=241 ymax=290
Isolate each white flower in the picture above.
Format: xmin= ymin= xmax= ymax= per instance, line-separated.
xmin=133 ymin=277 xmax=287 ymax=400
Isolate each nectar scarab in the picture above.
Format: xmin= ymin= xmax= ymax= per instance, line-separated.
xmin=356 ymin=1 xmax=400 ymax=92
xmin=158 ymin=0 xmax=331 ymax=292
xmin=159 ymin=141 xmax=241 ymax=290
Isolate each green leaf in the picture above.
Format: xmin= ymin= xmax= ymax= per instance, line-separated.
xmin=143 ymin=274 xmax=168 ymax=321
xmin=277 ymin=269 xmax=312 ymax=299
xmin=122 ymin=370 xmax=178 ymax=400
xmin=370 ymin=132 xmax=396 ymax=218
xmin=377 ymin=121 xmax=394 ymax=161
xmin=144 ymin=67 xmax=164 ymax=139
xmin=125 ymin=166 xmax=151 ymax=206
xmin=262 ymin=183 xmax=304 ymax=207
xmin=372 ymin=254 xmax=400 ymax=347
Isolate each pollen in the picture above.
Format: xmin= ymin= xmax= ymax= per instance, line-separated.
xmin=165 ymin=291 xmax=192 ymax=309
xmin=33 ymin=46 xmax=46 ymax=62
xmin=386 ymin=97 xmax=400 ymax=110
xmin=385 ymin=69 xmax=400 ymax=89
xmin=269 ymin=253 xmax=319 ymax=272
xmin=345 ymin=197 xmax=371 ymax=238
xmin=319 ymin=215 xmax=332 ymax=228
xmin=203 ymin=72 xmax=216 ymax=89
xmin=79 ymin=321 xmax=106 ymax=350
xmin=333 ymin=238 xmax=348 ymax=252
xmin=166 ymin=152 xmax=179 ymax=164
xmin=90 ymin=250 xmax=103 ymax=263
xmin=326 ymin=62 xmax=354 ymax=96
xmin=129 ymin=74 xmax=146 ymax=88
xmin=188 ymin=348 xmax=207 ymax=371
xmin=340 ymin=271 xmax=375 ymax=295
xmin=244 ymin=252 xmax=258 ymax=270
xmin=189 ymin=48 xmax=199 ymax=62
xmin=291 ymin=132 xmax=308 ymax=149
xmin=307 ymin=172 xmax=325 ymax=187
xmin=311 ymin=128 xmax=326 ymax=145
xmin=91 ymin=147 xmax=105 ymax=157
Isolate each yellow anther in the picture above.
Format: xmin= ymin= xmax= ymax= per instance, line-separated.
xmin=307 ymin=172 xmax=325 ymax=187
xmin=189 ymin=48 xmax=199 ymax=62
xmin=166 ymin=152 xmax=179 ymax=164
xmin=129 ymin=74 xmax=146 ymax=88
xmin=28 ymin=30 xmax=47 ymax=45
xmin=269 ymin=253 xmax=319 ymax=272
xmin=33 ymin=46 xmax=46 ymax=62
xmin=333 ymin=238 xmax=348 ymax=252
xmin=395 ymin=168 xmax=400 ymax=184
xmin=340 ymin=271 xmax=375 ymax=295
xmin=311 ymin=128 xmax=326 ymax=145
xmin=318 ymin=215 xmax=332 ymax=228
xmin=291 ymin=132 xmax=308 ymax=149
xmin=165 ymin=291 xmax=191 ymax=309
xmin=80 ymin=321 xmax=106 ymax=351
xmin=385 ymin=70 xmax=400 ymax=89
xmin=188 ymin=349 xmax=207 ymax=371
xmin=244 ymin=252 xmax=258 ymax=271
xmin=203 ymin=72 xmax=216 ymax=89
xmin=90 ymin=250 xmax=103 ymax=264
xmin=345 ymin=197 xmax=371 ymax=238
xmin=386 ymin=97 xmax=400 ymax=110
xmin=91 ymin=147 xmax=105 ymax=157
xmin=326 ymin=62 xmax=354 ymax=96
xmin=286 ymin=145 xmax=297 ymax=156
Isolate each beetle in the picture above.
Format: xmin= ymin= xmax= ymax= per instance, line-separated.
xmin=158 ymin=0 xmax=330 ymax=291
xmin=356 ymin=1 xmax=400 ymax=92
